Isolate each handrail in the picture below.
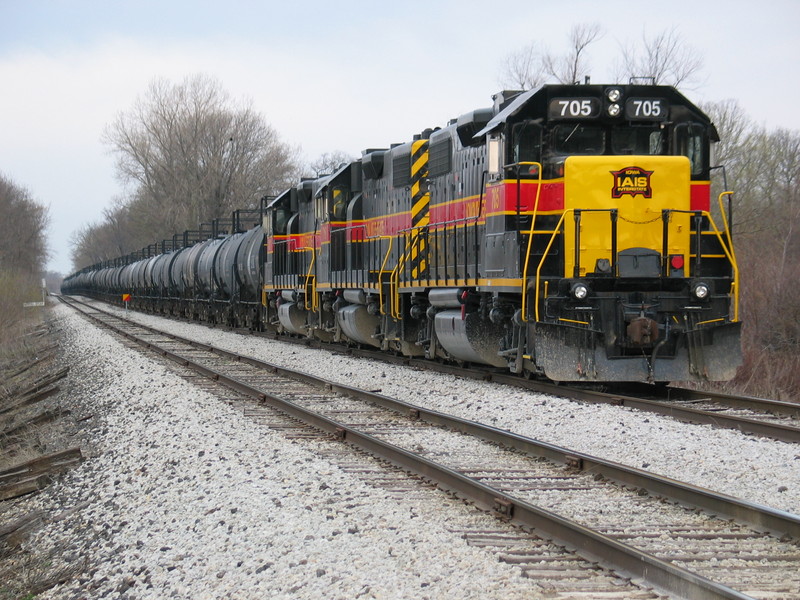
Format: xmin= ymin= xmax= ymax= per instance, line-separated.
xmin=374 ymin=235 xmax=393 ymax=317
xmin=302 ymin=246 xmax=316 ymax=312
xmin=672 ymin=209 xmax=740 ymax=322
xmin=529 ymin=208 xmax=740 ymax=323
xmin=662 ymin=207 xmax=740 ymax=322
xmin=717 ymin=191 xmax=738 ymax=266
xmin=271 ymin=238 xmax=317 ymax=311
xmin=390 ymin=230 xmax=424 ymax=319
xmin=509 ymin=161 xmax=541 ymax=234
xmin=534 ymin=210 xmax=572 ymax=322
xmin=716 ymin=191 xmax=739 ymax=322
xmin=515 ymin=162 xmax=543 ymax=322
xmin=400 ymin=211 xmax=479 ymax=232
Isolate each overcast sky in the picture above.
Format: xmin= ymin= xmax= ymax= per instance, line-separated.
xmin=2 ymin=0 xmax=799 ymax=275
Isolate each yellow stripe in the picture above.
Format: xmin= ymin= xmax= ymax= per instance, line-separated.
xmin=411 ymin=196 xmax=429 ymax=219
xmin=559 ymin=318 xmax=590 ymax=325
xmin=412 ymin=153 xmax=427 ymax=174
xmin=697 ymin=318 xmax=725 ymax=326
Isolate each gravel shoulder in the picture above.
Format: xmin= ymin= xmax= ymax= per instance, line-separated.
xmin=26 ymin=303 xmax=548 ymax=599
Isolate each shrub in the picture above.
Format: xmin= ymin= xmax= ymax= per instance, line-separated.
xmin=0 ymin=269 xmax=44 ymax=348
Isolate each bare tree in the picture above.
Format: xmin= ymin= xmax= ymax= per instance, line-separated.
xmin=69 ymin=199 xmax=140 ymax=269
xmin=498 ymin=42 xmax=545 ymax=91
xmin=701 ymin=99 xmax=754 ymax=167
xmin=307 ymin=151 xmax=356 ymax=177
xmin=498 ymin=24 xmax=603 ymax=90
xmin=698 ymin=100 xmax=800 ymax=396
xmin=103 ymin=74 xmax=301 ymax=245
xmin=0 ymin=173 xmax=49 ymax=338
xmin=701 ymin=99 xmax=767 ymax=234
xmin=615 ymin=27 xmax=704 ymax=89
xmin=543 ymin=23 xmax=604 ymax=84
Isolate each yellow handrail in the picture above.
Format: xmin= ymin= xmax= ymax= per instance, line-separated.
xmin=389 ymin=227 xmax=426 ymax=319
xmin=716 ymin=191 xmax=739 ymax=267
xmin=374 ymin=235 xmax=393 ymax=316
xmin=392 ymin=229 xmax=420 ymax=319
xmin=529 ymin=208 xmax=740 ymax=323
xmin=698 ymin=210 xmax=740 ymax=322
xmin=516 ymin=162 xmax=542 ymax=322
xmin=299 ymin=247 xmax=316 ymax=311
xmin=533 ymin=210 xmax=572 ymax=322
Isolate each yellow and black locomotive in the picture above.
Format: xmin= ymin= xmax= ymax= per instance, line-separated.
xmin=263 ymin=83 xmax=740 ymax=382
xmin=64 ymin=83 xmax=741 ymax=383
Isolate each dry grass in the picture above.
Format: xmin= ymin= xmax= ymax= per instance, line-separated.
xmin=0 ymin=548 xmax=84 ymax=600
xmin=0 ymin=326 xmax=55 ymax=472
xmin=0 ymin=305 xmax=84 ymax=598
xmin=0 ymin=270 xmax=45 ymax=349
xmin=727 ymin=234 xmax=800 ymax=401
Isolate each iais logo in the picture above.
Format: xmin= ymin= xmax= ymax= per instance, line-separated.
xmin=610 ymin=166 xmax=654 ymax=199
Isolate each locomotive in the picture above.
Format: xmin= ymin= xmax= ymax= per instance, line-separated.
xmin=63 ymin=83 xmax=742 ymax=383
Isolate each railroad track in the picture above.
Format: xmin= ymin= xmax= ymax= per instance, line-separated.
xmin=80 ymin=296 xmax=800 ymax=443
xmin=496 ymin=374 xmax=800 ymax=445
xmin=291 ymin=335 xmax=800 ymax=444
xmin=60 ymin=296 xmax=800 ymax=599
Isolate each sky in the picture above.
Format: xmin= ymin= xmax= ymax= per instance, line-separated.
xmin=1 ymin=0 xmax=799 ymax=275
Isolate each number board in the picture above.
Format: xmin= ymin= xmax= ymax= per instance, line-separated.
xmin=625 ymin=98 xmax=668 ymax=120
xmin=548 ymin=98 xmax=601 ymax=119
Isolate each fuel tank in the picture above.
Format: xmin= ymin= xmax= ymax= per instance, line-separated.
xmin=434 ymin=310 xmax=507 ymax=367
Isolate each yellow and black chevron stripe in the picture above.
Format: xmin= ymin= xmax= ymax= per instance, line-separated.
xmin=409 ymin=139 xmax=430 ymax=279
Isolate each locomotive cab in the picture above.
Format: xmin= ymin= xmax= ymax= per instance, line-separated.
xmin=476 ymin=84 xmax=741 ymax=382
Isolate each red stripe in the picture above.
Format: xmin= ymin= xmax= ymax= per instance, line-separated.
xmin=277 ymin=180 xmax=569 ymax=246
xmin=691 ymin=183 xmax=710 ymax=211
xmin=484 ymin=181 xmax=565 ymax=216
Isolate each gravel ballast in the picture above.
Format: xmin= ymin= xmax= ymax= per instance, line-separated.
xmin=13 ymin=301 xmax=800 ymax=598
xmin=115 ymin=304 xmax=800 ymax=515
xmin=28 ymin=304 xmax=554 ymax=599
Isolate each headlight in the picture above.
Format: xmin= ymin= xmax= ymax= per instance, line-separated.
xmin=607 ymin=103 xmax=621 ymax=117
xmin=607 ymin=88 xmax=621 ymax=102
xmin=571 ymin=282 xmax=590 ymax=300
xmin=692 ymin=282 xmax=710 ymax=300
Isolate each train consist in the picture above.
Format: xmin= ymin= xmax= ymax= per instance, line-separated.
xmin=63 ymin=83 xmax=742 ymax=383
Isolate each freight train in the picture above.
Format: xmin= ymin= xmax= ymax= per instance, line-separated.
xmin=62 ymin=83 xmax=742 ymax=383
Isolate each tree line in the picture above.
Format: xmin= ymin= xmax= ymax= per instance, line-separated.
xmin=0 ymin=173 xmax=50 ymax=341
xmin=702 ymin=100 xmax=800 ymax=398
xmin=70 ymin=75 xmax=305 ymax=268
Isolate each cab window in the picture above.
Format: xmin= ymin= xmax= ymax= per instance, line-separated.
xmin=512 ymin=121 xmax=542 ymax=163
xmin=330 ymin=187 xmax=348 ymax=221
xmin=611 ymin=128 xmax=664 ymax=155
xmin=551 ymin=124 xmax=605 ymax=155
xmin=674 ymin=123 xmax=706 ymax=175
xmin=272 ymin=207 xmax=290 ymax=235
xmin=511 ymin=121 xmax=543 ymax=177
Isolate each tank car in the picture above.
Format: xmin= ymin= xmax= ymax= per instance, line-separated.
xmin=62 ymin=210 xmax=265 ymax=329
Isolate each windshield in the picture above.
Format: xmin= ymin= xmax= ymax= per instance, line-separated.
xmin=611 ymin=127 xmax=665 ymax=155
xmin=551 ymin=124 xmax=605 ymax=155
